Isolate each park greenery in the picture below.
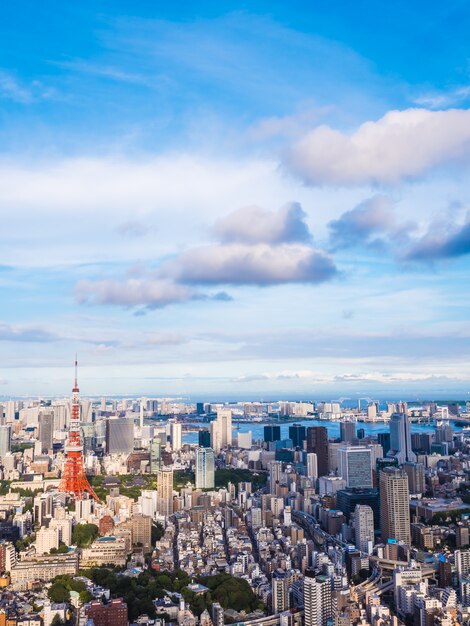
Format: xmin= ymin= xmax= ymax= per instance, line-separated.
xmin=89 ymin=474 xmax=157 ymax=502
xmin=48 ymin=575 xmax=93 ymax=605
xmin=72 ymin=523 xmax=99 ymax=547
xmin=76 ymin=566 xmax=263 ymax=621
xmin=174 ymin=468 xmax=267 ymax=493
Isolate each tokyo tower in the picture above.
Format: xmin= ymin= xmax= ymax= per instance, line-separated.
xmin=59 ymin=358 xmax=99 ymax=501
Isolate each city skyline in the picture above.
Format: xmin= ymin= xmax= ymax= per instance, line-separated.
xmin=2 ymin=2 xmax=470 ymax=395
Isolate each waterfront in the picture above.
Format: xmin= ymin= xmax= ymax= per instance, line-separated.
xmin=181 ymin=418 xmax=462 ymax=445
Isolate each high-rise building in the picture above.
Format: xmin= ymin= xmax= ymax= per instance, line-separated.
xmin=157 ymin=467 xmax=174 ymax=519
xmin=264 ymin=425 xmax=281 ymax=443
xmin=195 ymin=447 xmax=215 ymax=489
xmin=340 ymin=421 xmax=356 ymax=443
xmin=167 ymin=419 xmax=182 ymax=452
xmin=269 ymin=461 xmax=283 ymax=492
xmin=289 ymin=424 xmax=306 ymax=448
xmin=354 ymin=504 xmax=374 ymax=554
xmin=0 ymin=425 xmax=11 ymax=457
xmin=198 ymin=430 xmax=211 ymax=448
xmin=402 ymin=462 xmax=425 ymax=496
xmin=306 ymin=452 xmax=318 ymax=480
xmin=306 ymin=427 xmax=329 ymax=477
xmin=338 ymin=447 xmax=372 ymax=489
xmin=390 ymin=413 xmax=417 ymax=464
xmin=210 ymin=409 xmax=232 ymax=453
xmin=272 ymin=569 xmax=289 ymax=613
xmin=150 ymin=440 xmax=162 ymax=473
xmin=380 ymin=467 xmax=411 ymax=544
xmin=196 ymin=403 xmax=205 ymax=416
xmin=304 ymin=573 xmax=333 ymax=626
xmin=377 ymin=432 xmax=391 ymax=456
xmin=105 ymin=417 xmax=134 ymax=454
xmin=39 ymin=411 xmax=54 ymax=454
xmin=336 ymin=489 xmax=379 ymax=528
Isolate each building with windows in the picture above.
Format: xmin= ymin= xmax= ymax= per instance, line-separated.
xmin=338 ymin=447 xmax=373 ymax=489
xmin=195 ymin=447 xmax=215 ymax=489
xmin=380 ymin=467 xmax=411 ymax=544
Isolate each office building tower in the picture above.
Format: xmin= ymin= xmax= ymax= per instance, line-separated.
xmin=195 ymin=447 xmax=215 ymax=489
xmin=306 ymin=427 xmax=329 ymax=477
xmin=340 ymin=421 xmax=356 ymax=443
xmin=168 ymin=420 xmax=182 ymax=452
xmin=337 ymin=488 xmax=379 ymax=527
xmin=105 ymin=417 xmax=134 ymax=454
xmin=5 ymin=401 xmax=15 ymax=423
xmin=357 ymin=428 xmax=365 ymax=439
xmin=0 ymin=425 xmax=11 ymax=457
xmin=196 ymin=402 xmax=204 ymax=415
xmin=269 ymin=461 xmax=283 ymax=492
xmin=304 ymin=573 xmax=333 ymax=626
xmin=354 ymin=504 xmax=375 ymax=554
xmin=338 ymin=447 xmax=372 ymax=489
xmin=264 ymin=425 xmax=281 ymax=443
xmin=402 ymin=462 xmax=425 ymax=496
xmin=157 ymin=467 xmax=174 ymax=519
xmin=150 ymin=440 xmax=162 ymax=473
xmin=198 ymin=430 xmax=211 ymax=448
xmin=39 ymin=411 xmax=54 ymax=453
xmin=272 ymin=569 xmax=289 ymax=613
xmin=380 ymin=467 xmax=411 ymax=544
xmin=377 ymin=432 xmax=391 ymax=456
xmin=306 ymin=452 xmax=318 ymax=480
xmin=289 ymin=423 xmax=306 ymax=448
xmin=210 ymin=409 xmax=232 ymax=453
xmin=390 ymin=413 xmax=417 ymax=464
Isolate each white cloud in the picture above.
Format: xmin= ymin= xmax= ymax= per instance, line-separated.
xmin=213 ymin=202 xmax=311 ymax=244
xmin=75 ymin=278 xmax=198 ymax=309
xmin=285 ymin=108 xmax=470 ymax=186
xmin=160 ymin=242 xmax=337 ymax=286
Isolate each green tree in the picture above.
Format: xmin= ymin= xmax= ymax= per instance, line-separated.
xmin=72 ymin=523 xmax=99 ymax=547
xmin=48 ymin=583 xmax=70 ymax=603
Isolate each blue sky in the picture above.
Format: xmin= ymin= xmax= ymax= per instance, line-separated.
xmin=2 ymin=1 xmax=470 ymax=398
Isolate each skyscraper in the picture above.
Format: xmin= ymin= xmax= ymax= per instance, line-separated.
xmin=304 ymin=573 xmax=333 ymax=626
xmin=390 ymin=413 xmax=417 ymax=464
xmin=157 ymin=467 xmax=174 ymax=520
xmin=306 ymin=452 xmax=318 ymax=480
xmin=195 ymin=447 xmax=215 ymax=489
xmin=38 ymin=411 xmax=54 ymax=454
xmin=105 ymin=417 xmax=134 ymax=454
xmin=380 ymin=467 xmax=411 ymax=544
xmin=289 ymin=423 xmax=306 ymax=448
xmin=210 ymin=409 xmax=232 ymax=453
xmin=0 ymin=425 xmax=11 ymax=457
xmin=264 ymin=425 xmax=281 ymax=443
xmin=402 ymin=462 xmax=425 ymax=496
xmin=354 ymin=504 xmax=374 ymax=554
xmin=167 ymin=419 xmax=182 ymax=452
xmin=306 ymin=427 xmax=329 ymax=477
xmin=340 ymin=420 xmax=356 ymax=443
xmin=338 ymin=447 xmax=373 ymax=489
xmin=198 ymin=430 xmax=211 ymax=447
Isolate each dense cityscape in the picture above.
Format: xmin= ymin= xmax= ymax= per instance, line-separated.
xmin=0 ymin=371 xmax=467 ymax=626
xmin=3 ymin=3 xmax=470 ymax=626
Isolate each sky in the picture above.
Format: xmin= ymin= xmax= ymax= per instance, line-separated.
xmin=2 ymin=1 xmax=470 ymax=399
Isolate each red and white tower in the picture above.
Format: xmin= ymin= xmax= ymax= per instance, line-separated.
xmin=59 ymin=358 xmax=99 ymax=501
